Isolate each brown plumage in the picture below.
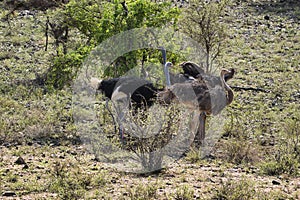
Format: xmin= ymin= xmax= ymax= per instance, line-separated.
xmin=159 ymin=69 xmax=233 ymax=112
xmin=158 ymin=68 xmax=234 ymax=145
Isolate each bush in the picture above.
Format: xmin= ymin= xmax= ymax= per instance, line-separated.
xmin=180 ymin=0 xmax=230 ymax=72
xmin=212 ymin=177 xmax=289 ymax=200
xmin=221 ymin=138 xmax=260 ymax=165
xmin=213 ymin=178 xmax=256 ymax=200
xmin=46 ymin=46 xmax=91 ymax=90
xmin=173 ymin=184 xmax=194 ymax=200
xmin=125 ymin=181 xmax=159 ymax=200
xmin=48 ymin=161 xmax=107 ymax=199
xmin=260 ymin=118 xmax=300 ymax=176
xmin=45 ymin=0 xmax=181 ymax=89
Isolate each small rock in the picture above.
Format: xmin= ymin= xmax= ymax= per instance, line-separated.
xmin=206 ymin=178 xmax=215 ymax=183
xmin=23 ymin=164 xmax=29 ymax=169
xmin=111 ymin=179 xmax=117 ymax=184
xmin=264 ymin=15 xmax=270 ymax=20
xmin=166 ymin=182 xmax=172 ymax=185
xmin=272 ymin=180 xmax=280 ymax=185
xmin=50 ymin=154 xmax=56 ymax=158
xmin=68 ymin=150 xmax=77 ymax=156
xmin=15 ymin=156 xmax=26 ymax=165
xmin=2 ymin=191 xmax=16 ymax=197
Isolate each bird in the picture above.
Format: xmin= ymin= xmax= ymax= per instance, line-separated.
xmin=168 ymin=61 xmax=204 ymax=84
xmin=90 ymin=47 xmax=175 ymax=143
xmin=159 ymin=48 xmax=235 ymax=146
xmin=91 ymin=76 xmax=161 ymax=110
xmin=91 ymin=75 xmax=164 ymax=144
xmin=91 ymin=47 xmax=173 ymax=108
xmin=91 ymin=47 xmax=235 ymax=146
xmin=158 ymin=68 xmax=234 ymax=146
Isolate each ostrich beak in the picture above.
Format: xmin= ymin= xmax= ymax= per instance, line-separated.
xmin=222 ymin=69 xmax=231 ymax=74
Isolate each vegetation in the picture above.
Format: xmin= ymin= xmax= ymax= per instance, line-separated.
xmin=0 ymin=0 xmax=299 ymax=199
xmin=180 ymin=0 xmax=230 ymax=72
xmin=48 ymin=0 xmax=180 ymax=88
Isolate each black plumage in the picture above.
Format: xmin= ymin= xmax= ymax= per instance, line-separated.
xmin=168 ymin=61 xmax=235 ymax=86
xmin=95 ymin=76 xmax=161 ymax=109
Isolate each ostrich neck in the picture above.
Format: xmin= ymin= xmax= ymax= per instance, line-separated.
xmin=221 ymin=72 xmax=234 ymax=105
xmin=164 ymin=64 xmax=171 ymax=86
xmin=161 ymin=48 xmax=170 ymax=86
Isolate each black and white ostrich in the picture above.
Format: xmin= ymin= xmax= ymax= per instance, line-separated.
xmin=91 ymin=76 xmax=160 ymax=110
xmin=90 ymin=49 xmax=172 ymax=142
xmin=91 ymin=75 xmax=164 ymax=142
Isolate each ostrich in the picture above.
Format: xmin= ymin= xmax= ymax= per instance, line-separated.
xmin=91 ymin=48 xmax=174 ymax=108
xmin=158 ymin=48 xmax=235 ymax=146
xmin=91 ymin=76 xmax=160 ymax=109
xmin=158 ymin=67 xmax=234 ymax=146
xmin=91 ymin=76 xmax=162 ymax=142
xmin=158 ymin=47 xmax=235 ymax=146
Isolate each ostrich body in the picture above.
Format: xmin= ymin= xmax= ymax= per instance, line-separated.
xmin=158 ymin=68 xmax=234 ymax=145
xmin=162 ymin=69 xmax=234 ymax=113
xmin=91 ymin=76 xmax=162 ymax=143
xmin=91 ymin=76 xmax=160 ymax=109
xmin=171 ymin=61 xmax=235 ymax=85
xmin=90 ymin=48 xmax=173 ymax=143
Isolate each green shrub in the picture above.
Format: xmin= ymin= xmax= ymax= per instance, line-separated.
xmin=126 ymin=181 xmax=159 ymax=200
xmin=49 ymin=161 xmax=107 ymax=200
xmin=185 ymin=147 xmax=202 ymax=163
xmin=260 ymin=118 xmax=300 ymax=176
xmin=212 ymin=178 xmax=256 ymax=200
xmin=173 ymin=184 xmax=194 ymax=200
xmin=46 ymin=46 xmax=91 ymax=90
xmin=221 ymin=138 xmax=259 ymax=165
xmin=212 ymin=177 xmax=290 ymax=200
xmin=45 ymin=0 xmax=181 ymax=89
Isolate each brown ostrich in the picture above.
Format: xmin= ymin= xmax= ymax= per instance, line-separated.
xmin=158 ymin=68 xmax=234 ymax=146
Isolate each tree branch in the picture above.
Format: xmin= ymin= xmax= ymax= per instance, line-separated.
xmin=231 ymin=86 xmax=269 ymax=93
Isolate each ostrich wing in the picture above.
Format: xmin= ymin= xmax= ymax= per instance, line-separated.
xmin=158 ymin=79 xmax=228 ymax=115
xmin=167 ymin=61 xmax=234 ymax=87
xmin=180 ymin=61 xmax=205 ymax=78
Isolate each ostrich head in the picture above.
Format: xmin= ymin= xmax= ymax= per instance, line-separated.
xmin=224 ymin=68 xmax=235 ymax=82
xmin=220 ymin=69 xmax=234 ymax=105
xmin=165 ymin=62 xmax=173 ymax=68
xmin=221 ymin=69 xmax=232 ymax=77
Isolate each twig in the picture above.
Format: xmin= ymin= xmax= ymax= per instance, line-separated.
xmin=231 ymin=86 xmax=269 ymax=93
xmin=105 ymin=98 xmax=118 ymax=134
xmin=45 ymin=16 xmax=49 ymax=51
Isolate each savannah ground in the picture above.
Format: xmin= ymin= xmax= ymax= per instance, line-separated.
xmin=0 ymin=0 xmax=300 ymax=199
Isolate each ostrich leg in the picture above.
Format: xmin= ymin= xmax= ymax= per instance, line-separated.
xmin=194 ymin=112 xmax=206 ymax=147
xmin=118 ymin=112 xmax=126 ymax=145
